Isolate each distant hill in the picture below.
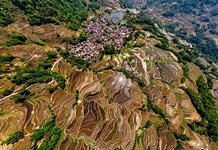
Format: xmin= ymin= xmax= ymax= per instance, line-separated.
xmin=120 ymin=0 xmax=218 ymax=61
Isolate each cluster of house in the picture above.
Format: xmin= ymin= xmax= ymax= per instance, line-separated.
xmin=66 ymin=16 xmax=132 ymax=61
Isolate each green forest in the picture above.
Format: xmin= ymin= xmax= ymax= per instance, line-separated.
xmin=12 ymin=0 xmax=87 ymax=30
xmin=0 ymin=0 xmax=88 ymax=30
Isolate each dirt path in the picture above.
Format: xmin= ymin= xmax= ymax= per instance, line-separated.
xmin=135 ymin=53 xmax=150 ymax=85
xmin=0 ymin=83 xmax=40 ymax=102
xmin=51 ymin=57 xmax=63 ymax=71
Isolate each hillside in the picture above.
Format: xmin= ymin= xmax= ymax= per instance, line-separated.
xmin=120 ymin=0 xmax=218 ymax=61
xmin=0 ymin=0 xmax=218 ymax=150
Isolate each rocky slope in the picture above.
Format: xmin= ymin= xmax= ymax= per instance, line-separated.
xmin=0 ymin=0 xmax=218 ymax=150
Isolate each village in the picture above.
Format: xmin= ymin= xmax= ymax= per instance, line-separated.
xmin=66 ymin=16 xmax=132 ymax=61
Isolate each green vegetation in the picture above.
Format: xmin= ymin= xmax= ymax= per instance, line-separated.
xmin=12 ymin=0 xmax=87 ymax=30
xmin=174 ymin=133 xmax=190 ymax=141
xmin=144 ymin=120 xmax=152 ymax=129
xmin=10 ymin=65 xmax=65 ymax=89
xmin=31 ymin=40 xmax=46 ymax=46
xmin=1 ymin=131 xmax=25 ymax=145
xmin=166 ymin=24 xmax=218 ymax=61
xmin=182 ymin=65 xmax=189 ymax=77
xmin=88 ymin=1 xmax=100 ymax=12
xmin=64 ymin=31 xmax=88 ymax=45
xmin=30 ymin=115 xmax=62 ymax=150
xmin=151 ymin=103 xmax=167 ymax=120
xmin=2 ymin=87 xmax=14 ymax=96
xmin=10 ymin=67 xmax=52 ymax=85
xmin=9 ymin=51 xmax=65 ymax=89
xmin=124 ymin=11 xmax=171 ymax=51
xmin=132 ymin=133 xmax=143 ymax=150
xmin=1 ymin=32 xmax=27 ymax=46
xmin=46 ymin=51 xmax=57 ymax=59
xmin=73 ymin=89 xmax=80 ymax=107
xmin=103 ymin=44 xmax=117 ymax=55
xmin=175 ymin=140 xmax=183 ymax=150
xmin=147 ymin=98 xmax=167 ymax=120
xmin=206 ymin=76 xmax=213 ymax=89
xmin=189 ymin=28 xmax=218 ymax=61
xmin=52 ymin=72 xmax=66 ymax=89
xmin=0 ymin=55 xmax=15 ymax=73
xmin=139 ymin=0 xmax=218 ymax=61
xmin=182 ymin=76 xmax=218 ymax=142
xmin=75 ymin=90 xmax=80 ymax=103
xmin=115 ymin=146 xmax=123 ymax=150
xmin=137 ymin=13 xmax=169 ymax=49
xmin=0 ymin=0 xmax=15 ymax=26
xmin=130 ymin=12 xmax=170 ymax=50
xmin=180 ymin=77 xmax=186 ymax=84
xmin=47 ymin=86 xmax=58 ymax=94
xmin=0 ymin=55 xmax=15 ymax=64
xmin=58 ymin=48 xmax=90 ymax=70
xmin=12 ymin=87 xmax=31 ymax=103
xmin=0 ymin=32 xmax=48 ymax=47
xmin=66 ymin=56 xmax=90 ymax=70
xmin=211 ymin=67 xmax=218 ymax=77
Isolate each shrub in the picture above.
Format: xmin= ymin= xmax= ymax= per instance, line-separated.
xmin=66 ymin=56 xmax=90 ymax=70
xmin=182 ymin=65 xmax=189 ymax=77
xmin=180 ymin=77 xmax=186 ymax=84
xmin=0 ymin=55 xmax=15 ymax=66
xmin=79 ymin=31 xmax=88 ymax=42
xmin=206 ymin=76 xmax=213 ymax=89
xmin=1 ymin=131 xmax=25 ymax=145
xmin=103 ymin=44 xmax=116 ymax=55
xmin=144 ymin=120 xmax=152 ymax=129
xmin=47 ymin=86 xmax=58 ymax=94
xmin=174 ymin=133 xmax=190 ymax=141
xmin=2 ymin=32 xmax=27 ymax=46
xmin=52 ymin=73 xmax=66 ymax=89
xmin=46 ymin=51 xmax=57 ymax=59
xmin=30 ymin=116 xmax=62 ymax=150
xmin=175 ymin=141 xmax=183 ymax=150
xmin=211 ymin=67 xmax=218 ymax=77
xmin=12 ymin=88 xmax=31 ymax=103
xmin=31 ymin=40 xmax=46 ymax=46
xmin=2 ymin=88 xmax=14 ymax=96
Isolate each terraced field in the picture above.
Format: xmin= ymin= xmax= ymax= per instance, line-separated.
xmin=0 ymin=0 xmax=218 ymax=150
